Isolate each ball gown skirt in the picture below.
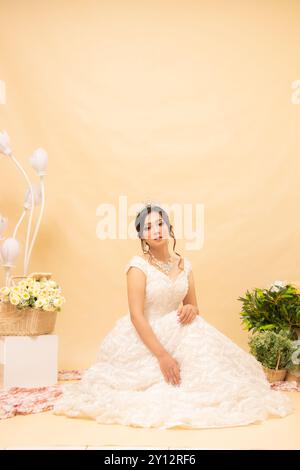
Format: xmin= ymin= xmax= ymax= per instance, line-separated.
xmin=53 ymin=256 xmax=293 ymax=429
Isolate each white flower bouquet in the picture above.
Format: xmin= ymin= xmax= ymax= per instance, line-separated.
xmin=0 ymin=276 xmax=65 ymax=313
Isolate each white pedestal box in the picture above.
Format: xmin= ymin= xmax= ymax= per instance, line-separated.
xmin=0 ymin=335 xmax=58 ymax=389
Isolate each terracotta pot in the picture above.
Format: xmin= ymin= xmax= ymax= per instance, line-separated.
xmin=263 ymin=367 xmax=287 ymax=383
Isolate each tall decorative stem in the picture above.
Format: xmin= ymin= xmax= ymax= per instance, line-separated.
xmin=12 ymin=210 xmax=26 ymax=238
xmin=25 ymin=176 xmax=45 ymax=274
xmin=9 ymin=154 xmax=35 ymax=276
xmin=4 ymin=266 xmax=10 ymax=287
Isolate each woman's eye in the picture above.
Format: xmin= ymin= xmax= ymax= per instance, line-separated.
xmin=144 ymin=221 xmax=162 ymax=232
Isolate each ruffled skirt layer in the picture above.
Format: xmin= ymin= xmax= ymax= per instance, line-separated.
xmin=53 ymin=311 xmax=293 ymax=429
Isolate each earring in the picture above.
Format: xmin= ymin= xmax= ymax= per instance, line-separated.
xmin=142 ymin=239 xmax=150 ymax=254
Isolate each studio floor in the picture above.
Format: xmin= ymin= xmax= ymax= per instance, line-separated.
xmin=0 ymin=391 xmax=299 ymax=450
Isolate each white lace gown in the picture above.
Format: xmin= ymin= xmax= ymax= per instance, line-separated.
xmin=53 ymin=255 xmax=294 ymax=429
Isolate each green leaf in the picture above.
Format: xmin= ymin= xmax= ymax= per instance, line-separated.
xmin=259 ymin=324 xmax=277 ymax=330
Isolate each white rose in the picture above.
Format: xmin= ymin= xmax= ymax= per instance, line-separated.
xmin=269 ymin=280 xmax=287 ymax=292
xmin=53 ymin=298 xmax=63 ymax=308
xmin=43 ymin=303 xmax=55 ymax=312
xmin=0 ymin=286 xmax=10 ymax=296
xmin=21 ymin=292 xmax=30 ymax=300
xmin=10 ymin=294 xmax=20 ymax=305
xmin=35 ymin=298 xmax=45 ymax=308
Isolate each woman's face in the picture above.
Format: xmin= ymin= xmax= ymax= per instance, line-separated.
xmin=142 ymin=211 xmax=170 ymax=248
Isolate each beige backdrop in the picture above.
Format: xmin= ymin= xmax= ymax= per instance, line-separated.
xmin=0 ymin=0 xmax=299 ymax=369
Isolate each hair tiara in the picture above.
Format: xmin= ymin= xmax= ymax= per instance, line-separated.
xmin=136 ymin=200 xmax=164 ymax=215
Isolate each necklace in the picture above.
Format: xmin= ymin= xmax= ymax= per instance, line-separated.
xmin=149 ymin=252 xmax=176 ymax=275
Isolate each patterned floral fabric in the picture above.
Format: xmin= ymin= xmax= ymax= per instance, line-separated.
xmin=0 ymin=370 xmax=86 ymax=419
xmin=271 ymin=380 xmax=300 ymax=392
xmin=0 ymin=385 xmax=62 ymax=419
xmin=0 ymin=369 xmax=298 ymax=420
xmin=58 ymin=369 xmax=86 ymax=381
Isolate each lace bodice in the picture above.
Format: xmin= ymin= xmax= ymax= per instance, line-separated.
xmin=124 ymin=255 xmax=192 ymax=320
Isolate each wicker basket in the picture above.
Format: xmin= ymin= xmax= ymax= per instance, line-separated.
xmin=285 ymin=370 xmax=300 ymax=384
xmin=263 ymin=367 xmax=287 ymax=383
xmin=0 ymin=272 xmax=57 ymax=336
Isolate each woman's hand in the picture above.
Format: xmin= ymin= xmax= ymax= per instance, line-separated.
xmin=157 ymin=352 xmax=181 ymax=386
xmin=177 ymin=304 xmax=198 ymax=325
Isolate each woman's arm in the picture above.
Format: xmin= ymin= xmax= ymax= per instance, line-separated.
xmin=177 ymin=264 xmax=199 ymax=324
xmin=126 ymin=267 xmax=168 ymax=359
xmin=182 ymin=269 xmax=199 ymax=314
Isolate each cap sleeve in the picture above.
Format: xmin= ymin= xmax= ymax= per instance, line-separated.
xmin=124 ymin=256 xmax=148 ymax=276
xmin=184 ymin=256 xmax=192 ymax=275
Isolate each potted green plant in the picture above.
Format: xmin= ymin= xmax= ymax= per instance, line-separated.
xmin=238 ymin=281 xmax=300 ymax=382
xmin=238 ymin=281 xmax=300 ymax=339
xmin=248 ymin=329 xmax=299 ymax=382
xmin=285 ymin=337 xmax=300 ymax=383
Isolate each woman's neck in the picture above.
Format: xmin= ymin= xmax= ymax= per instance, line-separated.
xmin=148 ymin=245 xmax=172 ymax=261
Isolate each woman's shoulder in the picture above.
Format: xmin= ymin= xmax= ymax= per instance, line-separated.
xmin=173 ymin=253 xmax=191 ymax=269
xmin=183 ymin=255 xmax=192 ymax=274
xmin=124 ymin=254 xmax=148 ymax=275
xmin=173 ymin=253 xmax=192 ymax=273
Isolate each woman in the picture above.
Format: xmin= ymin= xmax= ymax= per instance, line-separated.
xmin=53 ymin=203 xmax=293 ymax=429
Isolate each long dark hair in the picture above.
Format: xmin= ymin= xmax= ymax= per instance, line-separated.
xmin=134 ymin=203 xmax=183 ymax=271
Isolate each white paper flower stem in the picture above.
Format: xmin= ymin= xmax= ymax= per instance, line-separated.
xmin=9 ymin=154 xmax=35 ymax=276
xmin=25 ymin=176 xmax=45 ymax=274
xmin=4 ymin=266 xmax=10 ymax=287
xmin=12 ymin=210 xmax=26 ymax=239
